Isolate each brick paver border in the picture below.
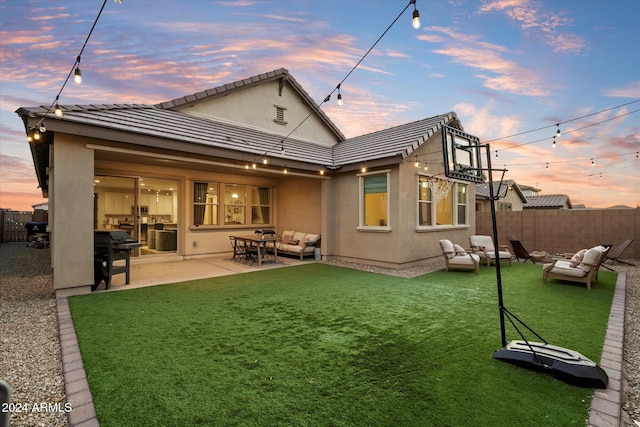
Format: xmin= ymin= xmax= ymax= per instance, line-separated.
xmin=588 ymin=272 xmax=626 ymax=427
xmin=57 ymin=298 xmax=99 ymax=427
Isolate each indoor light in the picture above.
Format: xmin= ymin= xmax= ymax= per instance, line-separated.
xmin=411 ymin=0 xmax=420 ymax=29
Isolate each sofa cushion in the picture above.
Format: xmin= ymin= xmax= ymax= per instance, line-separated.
xmin=470 ymin=235 xmax=493 ymax=250
xmin=292 ymin=231 xmax=306 ymax=244
xmin=282 ymin=230 xmax=295 ymax=244
xmin=306 ymin=234 xmax=321 ymax=244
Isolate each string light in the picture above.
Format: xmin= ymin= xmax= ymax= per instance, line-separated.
xmin=54 ymin=96 xmax=63 ymax=117
xmin=552 ymin=136 xmax=556 ymax=148
xmin=591 ymin=158 xmax=595 ymax=167
xmin=414 ymin=156 xmax=419 ymax=167
xmin=336 ymin=84 xmax=343 ymax=106
xmin=545 ymin=162 xmax=549 ymax=171
xmin=555 ymin=124 xmax=561 ymax=139
xmin=283 ymin=166 xmax=288 ymax=174
xmin=410 ymin=0 xmax=421 ymax=29
xmin=361 ymin=165 xmax=367 ymax=173
xmin=495 ymin=150 xmax=499 ymax=159
xmin=320 ymin=169 xmax=325 ymax=175
xmin=74 ymin=56 xmax=82 ymax=84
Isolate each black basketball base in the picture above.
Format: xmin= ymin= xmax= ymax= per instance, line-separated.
xmin=493 ymin=340 xmax=609 ymax=389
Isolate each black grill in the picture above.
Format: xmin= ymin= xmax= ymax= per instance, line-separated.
xmin=94 ymin=230 xmax=142 ymax=290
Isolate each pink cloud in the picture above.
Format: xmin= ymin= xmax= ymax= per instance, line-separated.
xmin=478 ymin=0 xmax=587 ymax=54
xmin=419 ymin=27 xmax=549 ymax=96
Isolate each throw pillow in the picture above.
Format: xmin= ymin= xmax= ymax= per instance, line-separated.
xmin=453 ymin=244 xmax=466 ymax=255
xmin=569 ymin=248 xmax=588 ymax=268
xmin=483 ymin=245 xmax=495 ymax=253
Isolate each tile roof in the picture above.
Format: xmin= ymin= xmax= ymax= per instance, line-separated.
xmin=156 ymin=68 xmax=345 ymax=141
xmin=523 ymin=194 xmax=572 ymax=209
xmin=331 ymin=112 xmax=459 ymax=166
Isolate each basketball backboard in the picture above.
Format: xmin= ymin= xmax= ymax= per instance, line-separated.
xmin=441 ymin=125 xmax=484 ymax=183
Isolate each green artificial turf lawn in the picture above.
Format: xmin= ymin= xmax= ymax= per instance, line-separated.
xmin=69 ymin=263 xmax=617 ymax=427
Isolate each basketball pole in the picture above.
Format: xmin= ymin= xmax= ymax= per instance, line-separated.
xmin=483 ymin=143 xmax=508 ymax=347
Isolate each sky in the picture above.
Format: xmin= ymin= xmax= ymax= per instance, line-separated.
xmin=1 ymin=0 xmax=639 ymax=211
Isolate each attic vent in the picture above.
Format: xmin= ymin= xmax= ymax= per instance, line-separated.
xmin=274 ymin=105 xmax=287 ymax=125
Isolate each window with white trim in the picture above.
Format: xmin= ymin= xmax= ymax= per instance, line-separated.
xmin=359 ymin=172 xmax=389 ymax=229
xmin=418 ymin=176 xmax=468 ymax=227
xmin=193 ymin=182 xmax=219 ymax=226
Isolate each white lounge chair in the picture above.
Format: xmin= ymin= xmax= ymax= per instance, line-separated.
xmin=469 ymin=235 xmax=513 ymax=267
xmin=439 ymin=239 xmax=480 ymax=274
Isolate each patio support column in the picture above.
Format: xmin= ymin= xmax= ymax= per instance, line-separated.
xmin=50 ymin=135 xmax=95 ymax=297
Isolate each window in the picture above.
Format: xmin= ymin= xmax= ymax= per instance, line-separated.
xmin=418 ymin=176 xmax=468 ymax=227
xmin=360 ymin=172 xmax=389 ymax=229
xmin=251 ymin=187 xmax=271 ymax=224
xmin=193 ymin=182 xmax=218 ymax=226
xmin=225 ymin=185 xmax=246 ymax=225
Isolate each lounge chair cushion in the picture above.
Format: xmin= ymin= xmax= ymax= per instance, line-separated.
xmin=452 ymin=254 xmax=480 ymax=264
xmin=453 ymin=244 xmax=467 ymax=255
xmin=579 ymin=246 xmax=606 ymax=272
xmin=440 ymin=239 xmax=456 ymax=258
xmin=543 ymin=260 xmax=587 ymax=278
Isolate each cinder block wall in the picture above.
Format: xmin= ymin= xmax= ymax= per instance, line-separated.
xmin=476 ymin=208 xmax=639 ymax=259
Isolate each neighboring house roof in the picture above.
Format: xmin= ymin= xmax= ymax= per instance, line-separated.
xmin=523 ymin=194 xmax=573 ymax=209
xmin=475 ymin=179 xmax=527 ymax=202
xmin=156 ymin=68 xmax=346 ymax=142
xmin=517 ymin=184 xmax=541 ymax=192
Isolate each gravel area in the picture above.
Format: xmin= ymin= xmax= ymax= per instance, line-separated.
xmin=0 ymin=243 xmax=637 ymax=426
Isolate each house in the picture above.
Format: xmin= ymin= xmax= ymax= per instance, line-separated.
xmin=16 ymin=68 xmax=478 ymax=297
xmin=523 ymin=194 xmax=573 ymax=210
xmin=475 ymin=179 xmax=527 ymax=212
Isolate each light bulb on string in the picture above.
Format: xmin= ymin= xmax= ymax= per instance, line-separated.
xmin=74 ymin=56 xmax=82 ymax=84
xmin=414 ymin=156 xmax=419 ymax=168
xmin=410 ymin=0 xmax=420 ymax=29
xmin=336 ymin=84 xmax=343 ymax=106
xmin=495 ymin=150 xmax=499 ymax=159
xmin=552 ymin=136 xmax=556 ymax=148
xmin=599 ymin=173 xmax=603 ymax=180
xmin=54 ymin=96 xmax=63 ymax=117
xmin=591 ymin=158 xmax=595 ymax=167
xmin=545 ymin=162 xmax=549 ymax=171
xmin=556 ymin=124 xmax=561 ymax=138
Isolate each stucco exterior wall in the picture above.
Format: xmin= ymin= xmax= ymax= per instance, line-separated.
xmin=176 ymin=81 xmax=339 ymax=146
xmin=275 ymin=177 xmax=323 ymax=236
xmin=51 ymin=134 xmax=95 ymax=297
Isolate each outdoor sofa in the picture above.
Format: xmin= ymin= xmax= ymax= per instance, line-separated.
xmin=279 ymin=230 xmax=321 ymax=260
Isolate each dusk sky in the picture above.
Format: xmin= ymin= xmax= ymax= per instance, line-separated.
xmin=1 ymin=0 xmax=638 ymax=211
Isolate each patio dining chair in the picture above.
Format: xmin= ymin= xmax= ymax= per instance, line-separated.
xmin=508 ymin=236 xmax=536 ymax=264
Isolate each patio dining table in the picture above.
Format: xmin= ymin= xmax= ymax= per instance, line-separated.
xmin=232 ymin=234 xmax=279 ymax=266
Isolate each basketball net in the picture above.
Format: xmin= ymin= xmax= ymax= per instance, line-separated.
xmin=427 ymin=178 xmax=454 ymax=203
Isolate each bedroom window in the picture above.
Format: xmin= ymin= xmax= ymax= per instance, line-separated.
xmin=359 ymin=171 xmax=390 ymax=230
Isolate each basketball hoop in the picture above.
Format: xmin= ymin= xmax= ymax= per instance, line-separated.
xmin=427 ymin=177 xmax=454 ymax=203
